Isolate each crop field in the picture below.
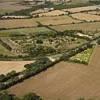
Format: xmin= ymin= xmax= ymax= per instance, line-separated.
xmin=38 ymin=10 xmax=67 ymax=17
xmin=50 ymin=21 xmax=100 ymax=32
xmin=36 ymin=15 xmax=82 ymax=25
xmin=0 ymin=1 xmax=30 ymax=15
xmin=0 ymin=61 xmax=33 ymax=75
xmin=0 ymin=18 xmax=38 ymax=29
xmin=0 ymin=27 xmax=52 ymax=37
xmin=71 ymin=13 xmax=100 ymax=22
xmin=87 ymin=10 xmax=100 ymax=15
xmin=0 ymin=15 xmax=82 ymax=29
xmin=63 ymin=5 xmax=100 ymax=13
xmin=8 ymin=46 xmax=100 ymax=100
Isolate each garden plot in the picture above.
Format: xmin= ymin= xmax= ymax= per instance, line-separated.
xmin=11 ymin=35 xmax=86 ymax=57
xmin=63 ymin=5 xmax=100 ymax=13
xmin=71 ymin=13 xmax=100 ymax=22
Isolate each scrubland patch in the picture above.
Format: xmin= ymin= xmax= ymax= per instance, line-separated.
xmin=69 ymin=47 xmax=94 ymax=64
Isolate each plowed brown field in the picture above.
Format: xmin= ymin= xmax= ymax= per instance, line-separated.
xmin=8 ymin=46 xmax=100 ymax=100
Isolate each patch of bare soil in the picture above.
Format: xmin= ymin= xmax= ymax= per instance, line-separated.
xmin=0 ymin=61 xmax=33 ymax=75
xmin=8 ymin=46 xmax=100 ymax=100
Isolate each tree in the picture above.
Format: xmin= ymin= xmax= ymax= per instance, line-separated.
xmin=22 ymin=93 xmax=42 ymax=100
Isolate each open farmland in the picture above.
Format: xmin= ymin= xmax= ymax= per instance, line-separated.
xmin=0 ymin=61 xmax=33 ymax=75
xmin=8 ymin=46 xmax=100 ymax=100
xmin=36 ymin=15 xmax=82 ymax=26
xmin=87 ymin=10 xmax=100 ymax=15
xmin=0 ymin=27 xmax=52 ymax=37
xmin=71 ymin=13 xmax=100 ymax=22
xmin=0 ymin=1 xmax=30 ymax=15
xmin=38 ymin=10 xmax=67 ymax=17
xmin=63 ymin=5 xmax=100 ymax=13
xmin=50 ymin=21 xmax=100 ymax=32
xmin=0 ymin=18 xmax=38 ymax=29
xmin=0 ymin=15 xmax=82 ymax=29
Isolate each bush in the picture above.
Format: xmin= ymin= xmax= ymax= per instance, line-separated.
xmin=0 ymin=92 xmax=42 ymax=100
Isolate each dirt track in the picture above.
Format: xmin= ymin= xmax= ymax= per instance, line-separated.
xmin=8 ymin=46 xmax=100 ymax=100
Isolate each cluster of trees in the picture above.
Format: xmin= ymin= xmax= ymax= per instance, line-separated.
xmin=0 ymin=71 xmax=19 ymax=82
xmin=97 ymin=39 xmax=100 ymax=45
xmin=29 ymin=46 xmax=56 ymax=57
xmin=0 ymin=92 xmax=42 ymax=100
xmin=89 ymin=0 xmax=100 ymax=4
xmin=0 ymin=57 xmax=58 ymax=90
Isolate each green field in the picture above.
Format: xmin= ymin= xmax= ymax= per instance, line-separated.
xmin=69 ymin=47 xmax=94 ymax=64
xmin=0 ymin=27 xmax=53 ymax=37
xmin=0 ymin=43 xmax=13 ymax=55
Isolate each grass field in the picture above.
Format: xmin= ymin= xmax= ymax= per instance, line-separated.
xmin=0 ymin=27 xmax=52 ymax=37
xmin=8 ymin=46 xmax=100 ymax=100
xmin=0 ymin=15 xmax=82 ymax=29
xmin=50 ymin=21 xmax=100 ymax=32
xmin=0 ymin=43 xmax=13 ymax=55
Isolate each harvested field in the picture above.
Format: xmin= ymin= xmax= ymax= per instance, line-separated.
xmin=37 ymin=16 xmax=82 ymax=26
xmin=87 ymin=10 xmax=100 ymax=15
xmin=71 ymin=13 xmax=100 ymax=22
xmin=50 ymin=21 xmax=100 ymax=32
xmin=63 ymin=5 xmax=100 ymax=13
xmin=0 ymin=18 xmax=38 ymax=29
xmin=0 ymin=16 xmax=82 ymax=29
xmin=38 ymin=10 xmax=67 ymax=17
xmin=0 ymin=61 xmax=33 ymax=75
xmin=0 ymin=2 xmax=30 ymax=15
xmin=8 ymin=46 xmax=100 ymax=100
